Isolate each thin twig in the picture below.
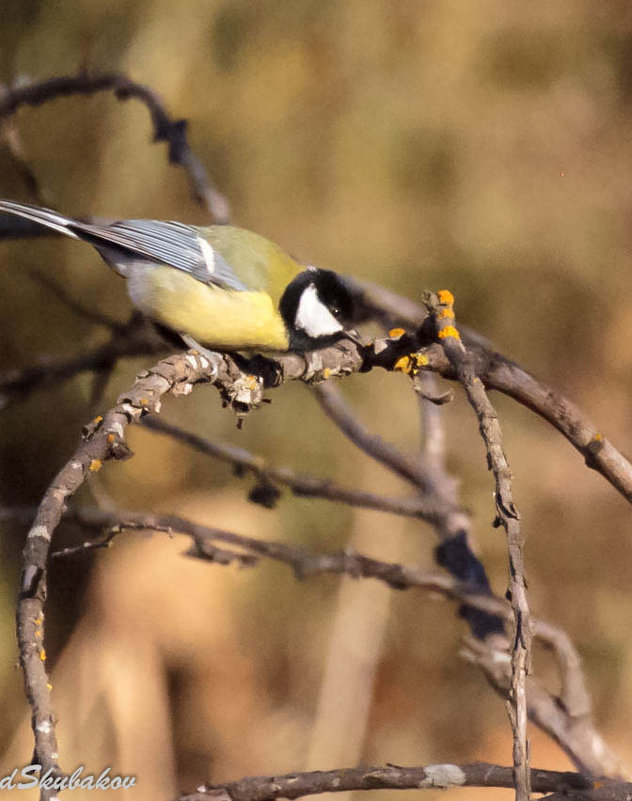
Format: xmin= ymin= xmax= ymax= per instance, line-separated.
xmin=34 ymin=506 xmax=565 ymax=645
xmin=141 ymin=415 xmax=445 ymax=523
xmin=424 ymin=289 xmax=532 ymax=801
xmin=312 ymin=382 xmax=469 ymax=539
xmin=312 ymin=379 xmax=505 ymax=641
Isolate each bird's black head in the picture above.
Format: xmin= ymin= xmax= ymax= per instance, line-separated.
xmin=279 ymin=268 xmax=355 ymax=349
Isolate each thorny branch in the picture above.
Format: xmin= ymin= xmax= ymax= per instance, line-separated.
xmin=0 ymin=71 xmax=230 ymax=223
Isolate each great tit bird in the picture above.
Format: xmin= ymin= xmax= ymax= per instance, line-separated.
xmin=0 ymin=199 xmax=356 ymax=353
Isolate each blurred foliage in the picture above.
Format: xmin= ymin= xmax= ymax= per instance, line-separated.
xmin=0 ymin=1 xmax=631 ymax=799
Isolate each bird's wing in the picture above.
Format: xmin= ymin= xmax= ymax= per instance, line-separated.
xmin=76 ymin=219 xmax=249 ymax=291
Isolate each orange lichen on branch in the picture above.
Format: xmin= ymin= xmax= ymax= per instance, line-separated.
xmin=438 ymin=325 xmax=461 ymax=341
xmin=39 ymin=649 xmax=46 ymax=661
xmin=89 ymin=459 xmax=103 ymax=472
xmin=394 ymin=352 xmax=429 ymax=374
xmin=388 ymin=327 xmax=406 ymax=339
xmin=432 ymin=289 xmax=461 ymax=341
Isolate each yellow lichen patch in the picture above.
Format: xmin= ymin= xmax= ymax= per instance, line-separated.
xmin=34 ymin=618 xmax=43 ymax=625
xmin=394 ymin=352 xmax=429 ymax=374
xmin=388 ymin=327 xmax=406 ymax=339
xmin=592 ymin=433 xmax=603 ymax=442
xmin=438 ymin=325 xmax=461 ymax=341
xmin=413 ymin=353 xmax=429 ymax=367
xmin=46 ymin=682 xmax=52 ymax=691
xmin=438 ymin=307 xmax=455 ymax=320
xmin=394 ymin=355 xmax=412 ymax=373
xmin=107 ymin=433 xmax=116 ymax=444
xmin=92 ymin=415 xmax=103 ymax=425
xmin=40 ymin=649 xmax=46 ymax=661
xmin=437 ymin=289 xmax=455 ymax=306
xmin=89 ymin=459 xmax=103 ymax=472
xmin=139 ymin=397 xmax=150 ymax=407
xmin=246 ymin=375 xmax=259 ymax=390
xmin=322 ymin=368 xmax=331 ymax=379
xmin=35 ymin=629 xmax=42 ymax=638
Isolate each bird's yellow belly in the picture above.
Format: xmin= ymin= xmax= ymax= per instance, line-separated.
xmin=127 ymin=266 xmax=290 ymax=351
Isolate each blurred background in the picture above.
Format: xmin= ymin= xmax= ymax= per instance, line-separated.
xmin=0 ymin=1 xmax=631 ymax=799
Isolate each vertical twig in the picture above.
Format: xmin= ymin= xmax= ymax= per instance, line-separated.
xmin=424 ymin=289 xmax=532 ymax=801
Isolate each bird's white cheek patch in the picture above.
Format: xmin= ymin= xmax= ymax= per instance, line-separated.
xmin=197 ymin=236 xmax=216 ymax=275
xmin=295 ymin=284 xmax=343 ymax=338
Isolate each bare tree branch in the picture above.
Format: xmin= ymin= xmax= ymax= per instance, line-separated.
xmin=141 ymin=415 xmax=447 ymax=522
xmin=1 ymin=267 xmax=630 ymax=506
xmin=462 ymin=636 xmax=628 ymax=778
xmin=15 ymin=348 xmax=225 ymax=781
xmin=312 ymin=381 xmax=471 ymax=540
xmin=11 ymin=316 xmax=631 ymax=788
xmin=0 ymin=71 xmax=230 ymax=223
xmin=43 ymin=504 xmax=620 ymax=778
xmin=178 ymin=761 xmax=610 ymax=801
xmin=311 ymin=378 xmax=505 ymax=641
xmin=0 ymin=314 xmax=165 ymax=411
xmin=423 ymin=289 xmax=531 ymax=801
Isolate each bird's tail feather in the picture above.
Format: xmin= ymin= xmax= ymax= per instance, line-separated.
xmin=0 ymin=200 xmax=80 ymax=239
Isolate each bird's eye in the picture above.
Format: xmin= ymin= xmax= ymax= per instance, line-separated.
xmin=331 ymin=306 xmax=340 ymax=315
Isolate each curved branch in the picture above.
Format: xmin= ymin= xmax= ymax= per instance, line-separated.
xmin=0 ymin=72 xmax=229 ymax=223
xmin=373 ymin=339 xmax=632 ymax=504
xmin=16 ymin=348 xmax=223 ymax=775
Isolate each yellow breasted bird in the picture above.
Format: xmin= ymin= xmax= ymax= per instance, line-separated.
xmin=0 ymin=200 xmax=356 ymax=353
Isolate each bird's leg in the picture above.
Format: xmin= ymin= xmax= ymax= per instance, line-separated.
xmin=180 ymin=334 xmax=222 ymax=363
